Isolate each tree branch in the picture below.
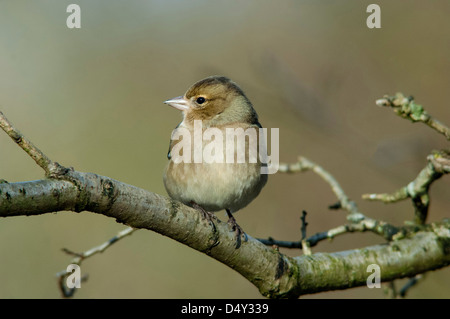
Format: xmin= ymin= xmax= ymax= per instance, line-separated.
xmin=1 ymin=109 xmax=449 ymax=298
xmin=1 ymin=176 xmax=449 ymax=298
xmin=0 ymin=111 xmax=53 ymax=176
xmin=275 ymin=157 xmax=399 ymax=240
xmin=57 ymin=227 xmax=136 ymax=297
xmin=279 ymin=157 xmax=361 ymax=218
xmin=376 ymin=93 xmax=450 ymax=141
xmin=363 ymin=93 xmax=450 ymax=224
xmin=258 ymin=218 xmax=400 ymax=250
xmin=362 ymin=150 xmax=449 ymax=224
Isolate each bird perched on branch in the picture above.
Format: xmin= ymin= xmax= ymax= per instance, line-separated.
xmin=163 ymin=76 xmax=268 ymax=248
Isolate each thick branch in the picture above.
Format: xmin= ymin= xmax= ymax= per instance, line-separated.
xmin=1 ymin=176 xmax=449 ymax=298
xmin=1 ymin=109 xmax=449 ymax=298
xmin=293 ymin=226 xmax=450 ymax=295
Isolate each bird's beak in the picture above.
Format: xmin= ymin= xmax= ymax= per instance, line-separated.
xmin=164 ymin=96 xmax=189 ymax=111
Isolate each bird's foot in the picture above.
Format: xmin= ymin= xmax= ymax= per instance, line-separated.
xmin=226 ymin=210 xmax=247 ymax=249
xmin=190 ymin=201 xmax=216 ymax=231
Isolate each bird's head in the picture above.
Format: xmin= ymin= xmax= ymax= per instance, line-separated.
xmin=164 ymin=76 xmax=258 ymax=127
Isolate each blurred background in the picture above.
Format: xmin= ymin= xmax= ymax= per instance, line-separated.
xmin=0 ymin=0 xmax=449 ymax=298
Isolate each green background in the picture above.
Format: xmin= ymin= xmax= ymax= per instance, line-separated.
xmin=0 ymin=0 xmax=449 ymax=298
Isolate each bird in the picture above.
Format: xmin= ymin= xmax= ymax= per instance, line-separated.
xmin=163 ymin=75 xmax=268 ymax=248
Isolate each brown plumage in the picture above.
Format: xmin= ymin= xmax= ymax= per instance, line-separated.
xmin=163 ymin=76 xmax=267 ymax=248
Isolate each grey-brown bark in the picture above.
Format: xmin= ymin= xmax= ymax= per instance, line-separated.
xmin=1 ymin=92 xmax=449 ymax=298
xmin=1 ymin=168 xmax=449 ymax=298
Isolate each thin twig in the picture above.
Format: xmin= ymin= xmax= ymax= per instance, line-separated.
xmin=300 ymin=210 xmax=308 ymax=240
xmin=368 ymin=94 xmax=449 ymax=224
xmin=270 ymin=157 xmax=401 ymax=248
xmin=278 ymin=157 xmax=399 ymax=236
xmin=279 ymin=157 xmax=362 ymax=221
xmin=299 ymin=211 xmax=312 ymax=254
xmin=0 ymin=111 xmax=54 ymax=175
xmin=399 ymin=274 xmax=424 ymax=298
xmin=258 ymin=218 xmax=399 ymax=249
xmin=57 ymin=272 xmax=89 ymax=298
xmin=376 ymin=93 xmax=450 ymax=141
xmin=64 ymin=227 xmax=136 ymax=262
xmin=428 ymin=150 xmax=450 ymax=174
xmin=56 ymin=227 xmax=136 ymax=297
xmin=362 ymin=150 xmax=448 ymax=224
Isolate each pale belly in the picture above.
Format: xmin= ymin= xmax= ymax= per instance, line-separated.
xmin=164 ymin=161 xmax=267 ymax=213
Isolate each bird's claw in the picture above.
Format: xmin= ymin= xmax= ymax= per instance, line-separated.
xmin=191 ymin=202 xmax=216 ymax=232
xmin=227 ymin=216 xmax=247 ymax=249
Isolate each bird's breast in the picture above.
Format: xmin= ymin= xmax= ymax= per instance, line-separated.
xmin=164 ymin=161 xmax=266 ymax=212
xmin=163 ymin=123 xmax=267 ymax=212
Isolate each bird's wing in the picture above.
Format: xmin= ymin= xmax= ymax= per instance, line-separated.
xmin=167 ymin=122 xmax=182 ymax=160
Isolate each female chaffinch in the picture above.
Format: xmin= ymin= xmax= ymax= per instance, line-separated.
xmin=163 ymin=76 xmax=268 ymax=248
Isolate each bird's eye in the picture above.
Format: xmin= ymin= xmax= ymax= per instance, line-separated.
xmin=196 ymin=97 xmax=206 ymax=104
